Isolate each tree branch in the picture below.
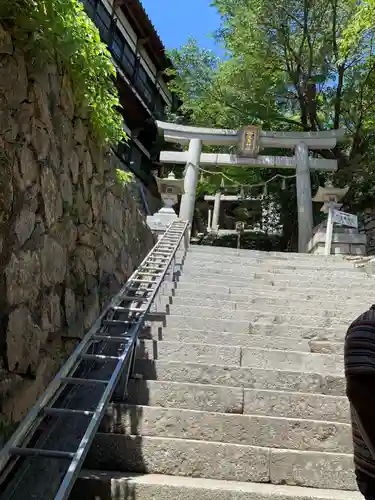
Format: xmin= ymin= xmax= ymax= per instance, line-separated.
xmin=331 ymin=0 xmax=339 ymax=62
xmin=333 ymin=64 xmax=345 ymax=129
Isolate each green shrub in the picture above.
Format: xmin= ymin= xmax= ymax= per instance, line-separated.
xmin=1 ymin=0 xmax=127 ymax=147
xmin=116 ymin=168 xmax=134 ymax=187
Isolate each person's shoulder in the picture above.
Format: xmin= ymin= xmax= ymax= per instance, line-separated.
xmin=350 ymin=305 xmax=375 ymax=325
xmin=346 ymin=306 xmax=375 ymax=336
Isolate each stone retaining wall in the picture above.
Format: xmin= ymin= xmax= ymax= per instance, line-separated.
xmin=362 ymin=212 xmax=375 ymax=255
xmin=0 ymin=24 xmax=154 ymax=434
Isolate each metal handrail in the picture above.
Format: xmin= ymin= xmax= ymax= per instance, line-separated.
xmin=0 ymin=219 xmax=189 ymax=500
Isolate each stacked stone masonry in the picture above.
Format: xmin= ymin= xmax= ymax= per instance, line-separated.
xmin=70 ymin=245 xmax=373 ymax=500
xmin=0 ymin=23 xmax=154 ymax=435
xmin=362 ymin=211 xmax=375 ymax=254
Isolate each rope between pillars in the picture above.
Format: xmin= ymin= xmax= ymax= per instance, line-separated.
xmin=187 ymin=162 xmax=297 ymax=190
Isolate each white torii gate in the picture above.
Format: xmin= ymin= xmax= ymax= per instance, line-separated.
xmin=156 ymin=121 xmax=345 ymax=253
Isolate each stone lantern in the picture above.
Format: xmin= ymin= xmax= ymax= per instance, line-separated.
xmin=147 ymin=171 xmax=185 ymax=237
xmin=312 ymin=181 xmax=348 ymax=213
xmin=308 ymin=181 xmax=366 ymax=256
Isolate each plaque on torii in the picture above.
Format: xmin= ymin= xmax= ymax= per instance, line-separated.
xmin=238 ymin=125 xmax=261 ymax=158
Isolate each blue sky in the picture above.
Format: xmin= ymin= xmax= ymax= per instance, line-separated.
xmin=141 ymin=0 xmax=224 ymax=56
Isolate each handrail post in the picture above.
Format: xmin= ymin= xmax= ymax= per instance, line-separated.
xmin=184 ymin=223 xmax=190 ymax=252
xmin=324 ymin=205 xmax=334 ymax=256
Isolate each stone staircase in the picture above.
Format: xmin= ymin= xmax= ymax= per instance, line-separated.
xmin=71 ymin=245 xmax=372 ymax=500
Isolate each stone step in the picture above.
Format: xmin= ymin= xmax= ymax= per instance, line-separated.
xmin=188 ymin=249 xmax=360 ymax=269
xmin=140 ymin=328 xmax=312 ymax=352
xmin=74 ymin=472 xmax=362 ymax=500
xmin=126 ymin=380 xmax=349 ymax=423
xmin=169 ymin=296 xmax=359 ymax=320
xmin=134 ymin=360 xmax=346 ymax=396
xmin=146 ymin=317 xmax=345 ymax=341
xmin=176 ymin=279 xmax=375 ymax=298
xmin=181 ymin=270 xmax=362 ymax=284
xmin=126 ymin=379 xmax=243 ymax=414
xmin=309 ymin=341 xmax=344 ymax=355
xmin=181 ymin=262 xmax=365 ymax=279
xmin=166 ymin=305 xmax=346 ymax=330
xmin=185 ymin=262 xmax=360 ymax=276
xmin=102 ymin=404 xmax=352 ymax=453
xmin=86 ymin=434 xmax=356 ymax=490
xmin=175 ymin=281 xmax=373 ymax=301
xmin=172 ymin=288 xmax=366 ymax=310
xmin=178 ymin=270 xmax=372 ymax=289
xmin=187 ymin=251 xmax=360 ymax=271
xmin=243 ymin=388 xmax=349 ymax=423
xmin=189 ymin=246 xmax=350 ymax=261
xmin=145 ymin=326 xmax=342 ymax=356
xmin=137 ymin=340 xmax=343 ymax=375
xmin=241 ymin=347 xmax=342 ymax=375
xmin=137 ymin=340 xmax=241 ymax=367
xmin=182 ymin=257 xmax=360 ymax=272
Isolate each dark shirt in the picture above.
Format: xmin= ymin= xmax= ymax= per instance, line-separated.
xmin=345 ymin=306 xmax=375 ymax=479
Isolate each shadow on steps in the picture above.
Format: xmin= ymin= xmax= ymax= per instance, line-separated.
xmin=71 ymin=252 xmax=188 ymax=499
xmin=70 ymin=342 xmax=156 ymax=500
xmin=72 ymin=472 xmax=137 ymax=500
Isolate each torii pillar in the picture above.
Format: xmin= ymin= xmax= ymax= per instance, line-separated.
xmin=156 ymin=121 xmax=345 ymax=253
xmin=179 ymin=139 xmax=202 ymax=223
xmin=211 ymin=191 xmax=221 ymax=230
xmin=295 ymin=142 xmax=313 ymax=253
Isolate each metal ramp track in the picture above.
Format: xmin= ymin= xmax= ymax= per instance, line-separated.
xmin=0 ymin=219 xmax=188 ymax=500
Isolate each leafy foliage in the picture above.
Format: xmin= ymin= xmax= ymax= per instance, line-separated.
xmin=167 ymin=38 xmax=220 ymax=124
xmin=116 ymin=168 xmax=134 ymax=187
xmin=1 ymin=0 xmax=126 ymax=147
xmin=197 ymin=231 xmax=284 ymax=251
xmin=168 ymin=0 xmax=375 ymax=248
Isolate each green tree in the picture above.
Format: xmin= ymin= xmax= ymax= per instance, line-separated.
xmin=167 ymin=0 xmax=375 ymax=247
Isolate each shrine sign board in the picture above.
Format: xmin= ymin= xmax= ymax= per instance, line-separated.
xmin=332 ymin=209 xmax=358 ymax=229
